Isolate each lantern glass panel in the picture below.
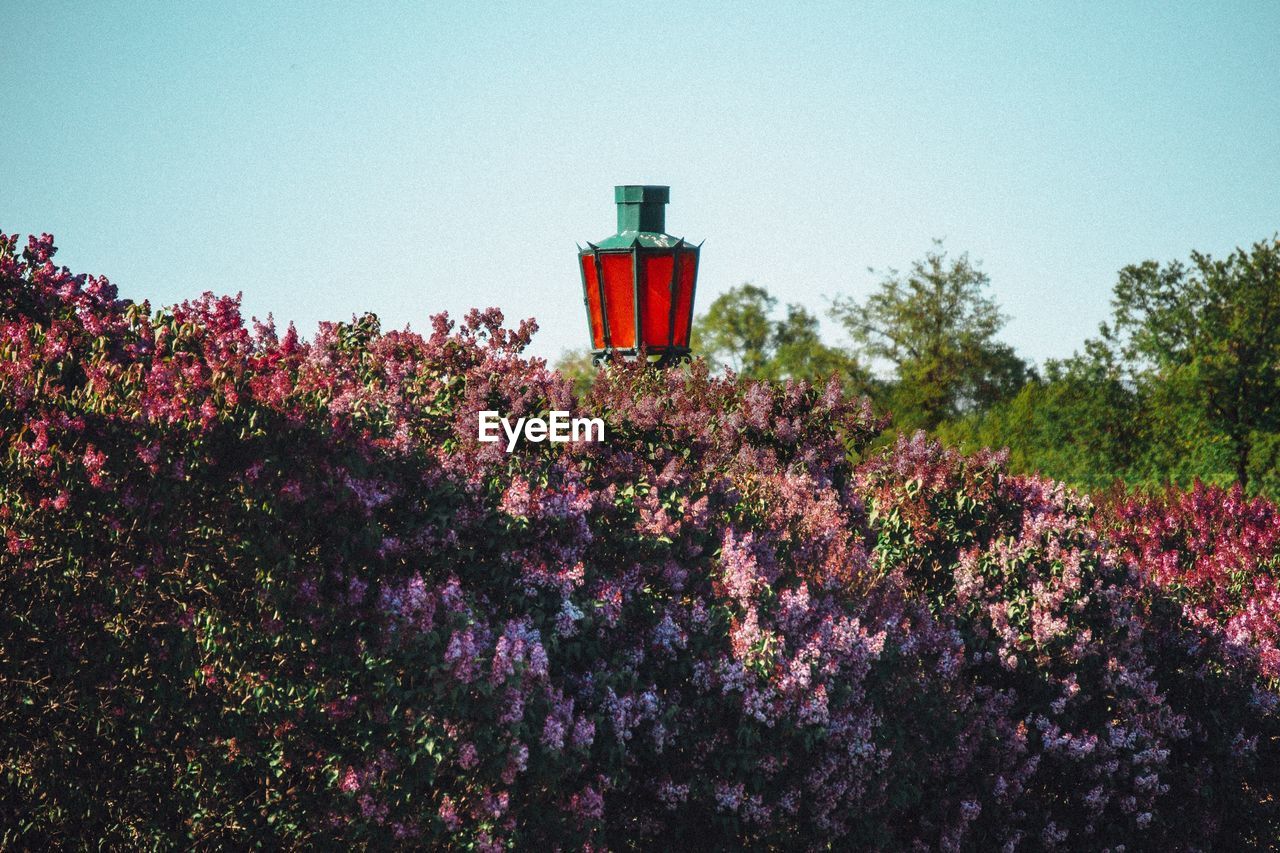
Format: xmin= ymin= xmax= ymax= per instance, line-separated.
xmin=581 ymin=254 xmax=605 ymax=349
xmin=639 ymin=251 xmax=675 ymax=349
xmin=673 ymin=251 xmax=698 ymax=347
xmin=600 ymin=253 xmax=636 ymax=349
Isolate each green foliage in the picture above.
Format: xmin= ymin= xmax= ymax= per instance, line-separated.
xmin=766 ymin=303 xmax=865 ymax=385
xmin=553 ymin=348 xmax=598 ymax=396
xmin=692 ymin=282 xmax=774 ymax=376
xmin=938 ymin=236 xmax=1280 ymax=497
xmin=829 ymin=241 xmax=1029 ymax=431
xmin=1110 ymin=236 xmax=1280 ymax=492
xmin=692 ymin=283 xmax=868 ymax=388
xmin=937 ymin=340 xmax=1146 ymax=492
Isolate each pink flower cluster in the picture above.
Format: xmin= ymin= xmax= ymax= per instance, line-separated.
xmin=1105 ymin=481 xmax=1280 ymax=686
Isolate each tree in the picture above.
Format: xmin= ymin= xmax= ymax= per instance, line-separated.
xmin=936 ymin=339 xmax=1146 ymax=491
xmin=691 ymin=283 xmax=777 ymax=376
xmin=693 ymin=283 xmax=868 ymax=387
xmin=554 ymin=348 xmax=599 ymax=396
xmin=830 ymin=242 xmax=1028 ymax=431
xmin=1109 ymin=237 xmax=1280 ymax=492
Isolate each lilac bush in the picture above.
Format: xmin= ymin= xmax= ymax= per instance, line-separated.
xmin=861 ymin=436 xmax=1278 ymax=849
xmin=0 ymin=232 xmax=1275 ymax=849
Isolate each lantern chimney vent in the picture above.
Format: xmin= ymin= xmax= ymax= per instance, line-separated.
xmin=614 ymin=185 xmax=669 ymax=234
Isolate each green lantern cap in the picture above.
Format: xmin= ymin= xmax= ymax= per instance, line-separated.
xmin=594 ymin=185 xmax=683 ymax=249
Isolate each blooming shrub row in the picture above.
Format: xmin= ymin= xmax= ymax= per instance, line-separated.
xmin=0 ymin=232 xmax=1276 ymax=849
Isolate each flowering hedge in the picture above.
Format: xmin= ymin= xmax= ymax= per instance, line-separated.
xmin=1 ymin=232 xmax=1276 ymax=849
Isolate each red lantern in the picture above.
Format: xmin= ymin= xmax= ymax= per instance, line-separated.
xmin=579 ymin=185 xmax=700 ymax=364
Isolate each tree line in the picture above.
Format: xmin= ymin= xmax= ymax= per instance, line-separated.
xmin=558 ymin=236 xmax=1280 ymax=496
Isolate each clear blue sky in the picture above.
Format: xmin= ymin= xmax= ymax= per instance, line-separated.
xmin=4 ymin=1 xmax=1277 ymax=366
